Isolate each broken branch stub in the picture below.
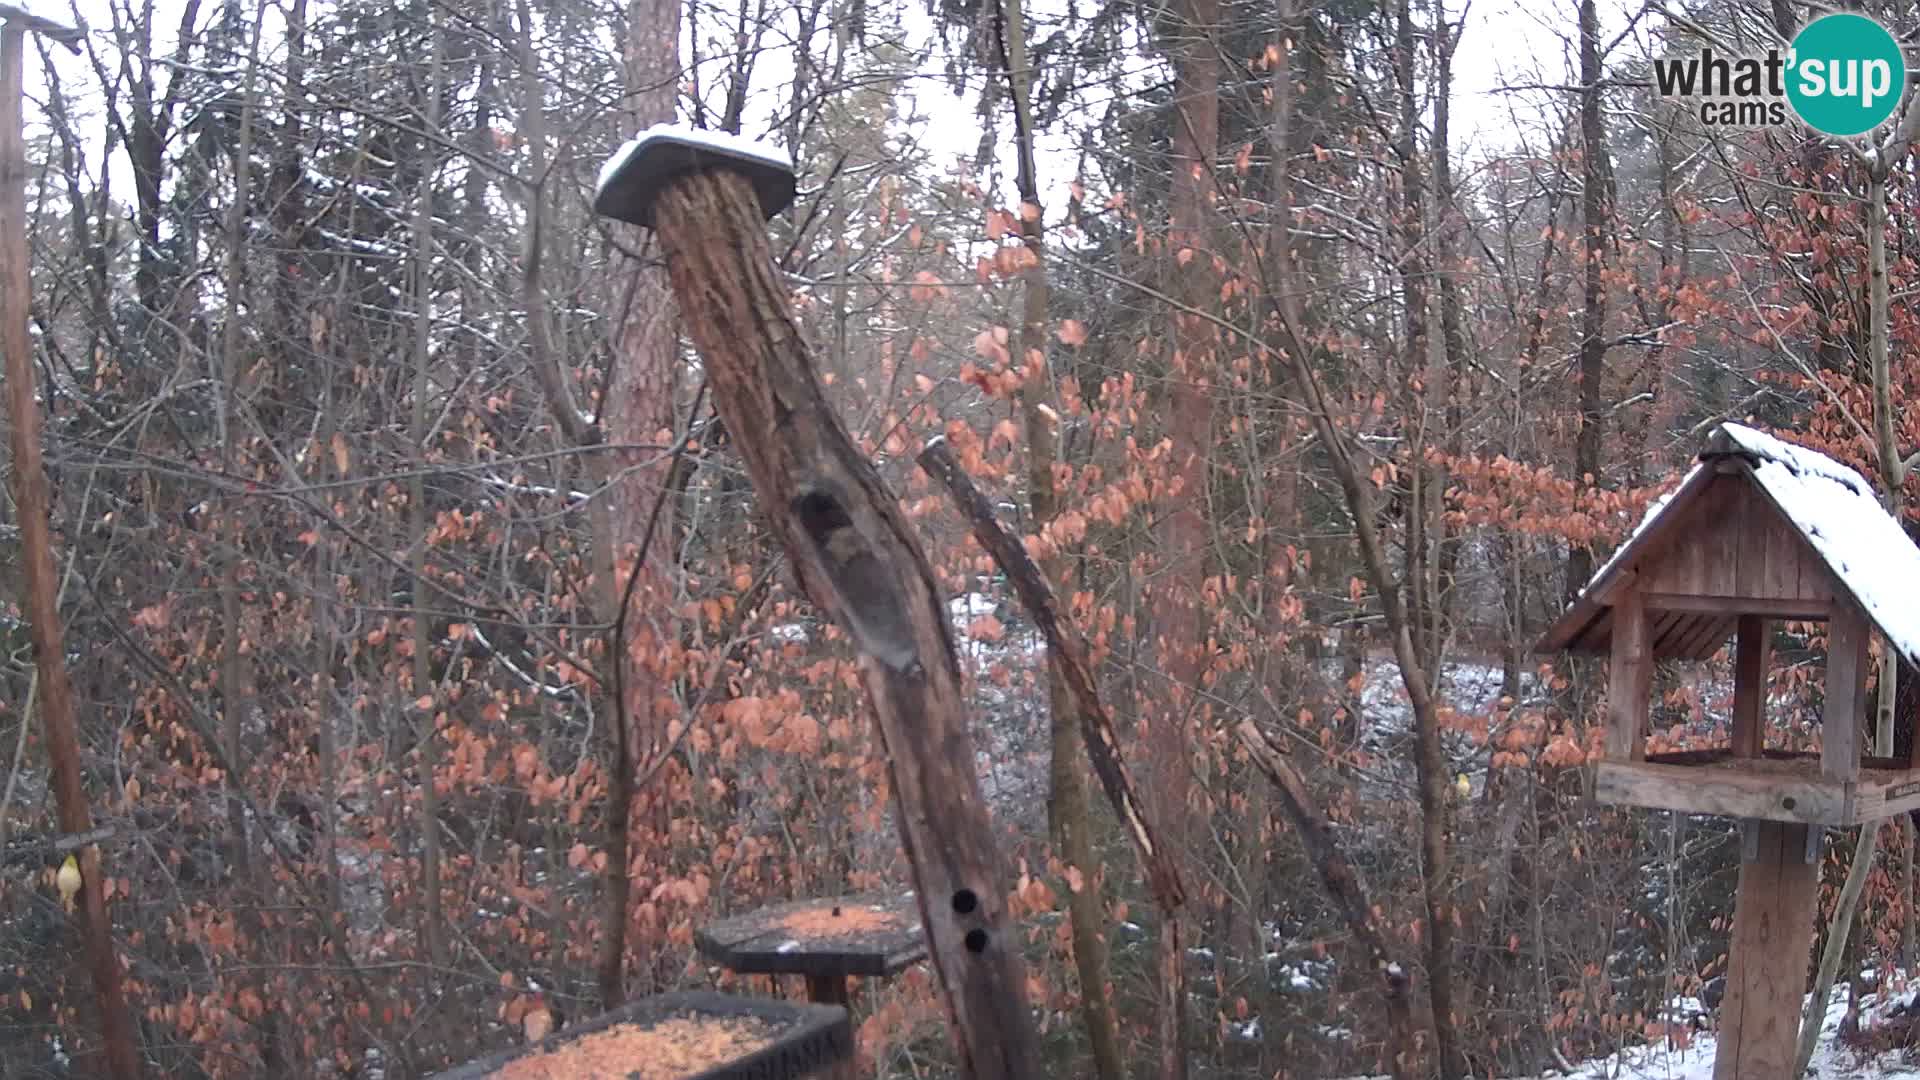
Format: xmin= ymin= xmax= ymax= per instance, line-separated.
xmin=596 ymin=131 xmax=1040 ymax=1079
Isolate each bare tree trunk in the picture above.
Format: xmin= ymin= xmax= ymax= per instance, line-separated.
xmin=645 ymin=165 xmax=1042 ymax=1077
xmin=1565 ymin=0 xmax=1611 ymax=607
xmin=1906 ymin=819 xmax=1916 ymax=975
xmin=1866 ymin=158 xmax=1905 ymax=759
xmin=1390 ymin=1 xmax=1463 ymax=1072
xmin=993 ymin=0 xmax=1123 ymax=1074
xmin=1797 ymin=823 xmax=1878 ymax=1074
xmin=598 ymin=0 xmax=683 ymax=1007
xmin=1 ymin=25 xmax=142 ymax=1079
xmin=1237 ymin=721 xmax=1418 ymax=1077
xmin=1428 ymin=0 xmax=1468 ymax=664
xmin=215 ymin=0 xmax=266 ymax=883
xmin=408 ymin=11 xmax=448 ymax=969
xmin=1153 ymin=0 xmax=1221 ymax=1068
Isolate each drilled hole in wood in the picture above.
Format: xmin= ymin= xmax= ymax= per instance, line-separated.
xmin=951 ymin=889 xmax=978 ymax=915
xmin=964 ymin=928 xmax=988 ymax=953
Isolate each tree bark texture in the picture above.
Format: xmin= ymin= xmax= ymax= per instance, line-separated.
xmin=597 ymin=0 xmax=683 ymax=1007
xmin=1155 ymin=0 xmax=1220 ymax=1067
xmin=1 ymin=25 xmax=144 ymax=1080
xmin=646 ymin=168 xmax=1040 ymax=1079
xmin=408 ymin=13 xmax=449 ymax=969
xmin=1565 ymin=0 xmax=1610 ymax=607
xmin=1392 ymin=0 xmax=1463 ymax=1071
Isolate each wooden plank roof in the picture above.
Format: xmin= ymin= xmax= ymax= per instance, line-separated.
xmin=1539 ymin=423 xmax=1920 ymax=668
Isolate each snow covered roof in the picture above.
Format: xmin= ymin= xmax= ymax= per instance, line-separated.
xmin=0 ymin=2 xmax=82 ymax=48
xmin=593 ymin=123 xmax=795 ymax=228
xmin=1539 ymin=422 xmax=1920 ymax=669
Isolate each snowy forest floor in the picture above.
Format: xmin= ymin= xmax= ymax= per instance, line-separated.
xmin=1345 ymin=982 xmax=1920 ymax=1078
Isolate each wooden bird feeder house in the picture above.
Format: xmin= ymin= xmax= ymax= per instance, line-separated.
xmin=1541 ymin=422 xmax=1920 ymax=824
xmin=1540 ymin=421 xmax=1920 ymax=1078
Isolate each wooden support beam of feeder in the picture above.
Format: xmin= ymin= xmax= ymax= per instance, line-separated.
xmin=0 ymin=4 xmax=82 ymax=50
xmin=1715 ymin=821 xmax=1820 ymax=1080
xmin=594 ymin=128 xmax=1040 ymax=1079
xmin=3 ymin=20 xmax=141 ymax=1080
xmin=1823 ymin=603 xmax=1869 ymax=784
xmin=1607 ymin=588 xmax=1652 ymax=762
xmin=1595 ymin=758 xmax=1847 ymax=824
xmin=1732 ymin=615 xmax=1769 ymax=759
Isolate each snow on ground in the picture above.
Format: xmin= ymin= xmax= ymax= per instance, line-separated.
xmin=1340 ymin=985 xmax=1920 ymax=1079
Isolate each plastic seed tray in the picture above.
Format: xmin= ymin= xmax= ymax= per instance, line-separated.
xmin=428 ymin=991 xmax=850 ymax=1080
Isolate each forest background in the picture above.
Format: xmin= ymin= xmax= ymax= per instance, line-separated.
xmin=3 ymin=0 xmax=1920 ymax=1076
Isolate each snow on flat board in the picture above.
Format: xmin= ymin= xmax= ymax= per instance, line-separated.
xmin=594 ymin=123 xmax=793 ymax=203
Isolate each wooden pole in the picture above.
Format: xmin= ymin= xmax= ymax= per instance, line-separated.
xmin=638 ymin=165 xmax=1039 ymax=1078
xmin=1714 ymin=821 xmax=1819 ymax=1079
xmin=1731 ymin=615 xmax=1768 ymax=759
xmin=803 ymin=976 xmax=854 ymax=1080
xmin=1606 ymin=588 xmax=1651 ymax=761
xmin=1 ymin=23 xmax=143 ymax=1080
xmin=1822 ymin=605 xmax=1868 ymax=781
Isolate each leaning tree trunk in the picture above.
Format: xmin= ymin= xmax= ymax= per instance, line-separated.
xmin=1 ymin=24 xmax=143 ymax=1080
xmin=640 ymin=166 xmax=1041 ymax=1079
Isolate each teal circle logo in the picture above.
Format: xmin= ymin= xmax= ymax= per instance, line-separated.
xmin=1786 ymin=14 xmax=1907 ymax=137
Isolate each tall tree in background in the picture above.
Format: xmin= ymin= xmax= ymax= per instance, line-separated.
xmin=1565 ymin=0 xmax=1612 ymax=606
xmin=594 ymin=0 xmax=682 ymax=1007
xmin=1151 ymin=0 xmax=1219 ymax=1069
xmin=992 ymin=0 xmax=1124 ymax=1074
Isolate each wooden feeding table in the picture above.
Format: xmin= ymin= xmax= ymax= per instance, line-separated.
xmin=695 ymin=892 xmax=927 ymax=1007
xmin=427 ymin=991 xmax=850 ymax=1080
xmin=1540 ymin=422 xmax=1920 ymax=1079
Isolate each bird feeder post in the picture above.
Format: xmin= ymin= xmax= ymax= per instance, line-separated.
xmin=695 ymin=892 xmax=928 ymax=1080
xmin=594 ymin=127 xmax=1040 ymax=1079
xmin=1539 ymin=422 xmax=1920 ymax=1080
xmin=1716 ymin=822 xmax=1820 ymax=1079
